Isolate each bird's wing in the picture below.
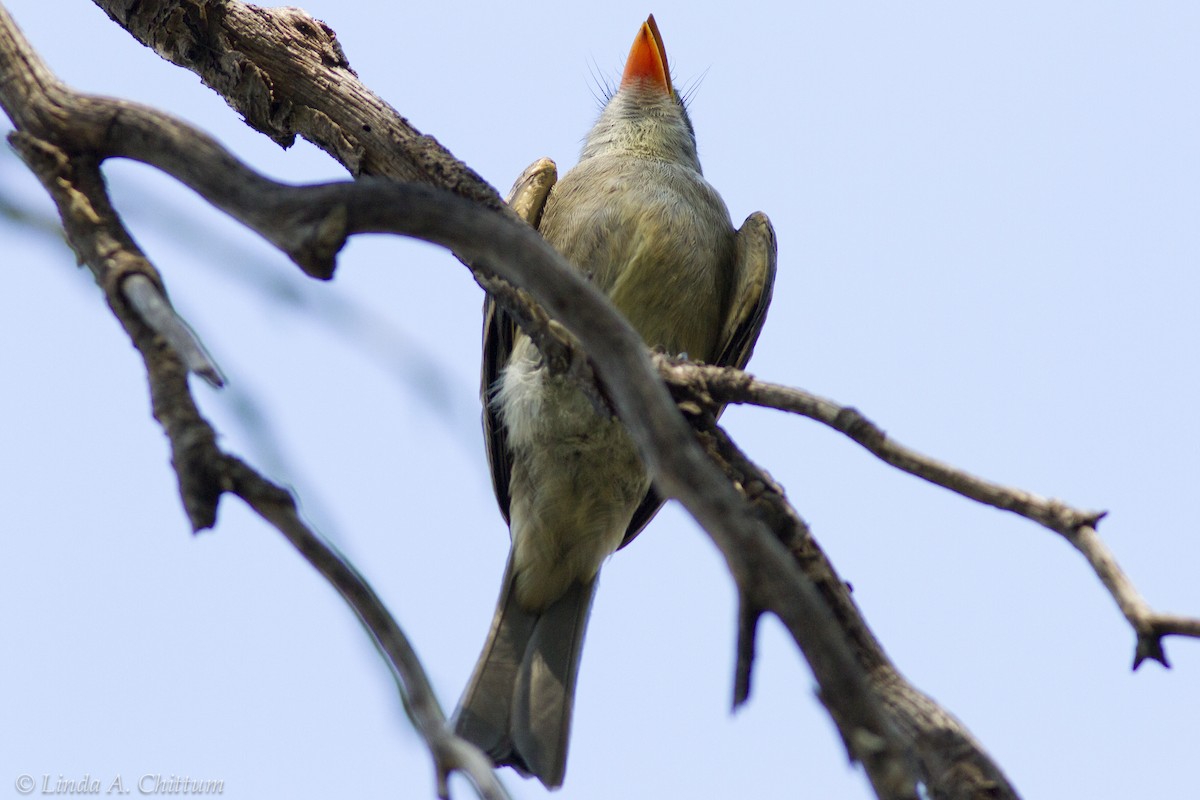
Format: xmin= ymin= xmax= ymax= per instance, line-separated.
xmin=715 ymin=211 xmax=778 ymax=372
xmin=483 ymin=158 xmax=558 ymax=524
xmin=617 ymin=211 xmax=778 ymax=549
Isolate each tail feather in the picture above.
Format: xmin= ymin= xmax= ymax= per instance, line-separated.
xmin=453 ymin=558 xmax=598 ymax=789
xmin=453 ymin=558 xmax=536 ymax=759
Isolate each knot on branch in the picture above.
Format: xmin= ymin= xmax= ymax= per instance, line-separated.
xmin=653 ymin=355 xmax=725 ymax=419
xmin=225 ymin=456 xmax=297 ymax=510
xmin=292 ymin=202 xmax=347 ymax=279
xmin=277 ymin=9 xmax=351 ymax=71
xmin=1047 ymin=500 xmax=1108 ymax=536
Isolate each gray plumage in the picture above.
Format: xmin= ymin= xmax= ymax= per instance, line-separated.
xmin=454 ymin=16 xmax=776 ymax=790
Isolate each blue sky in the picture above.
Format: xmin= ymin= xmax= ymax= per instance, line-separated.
xmin=3 ymin=2 xmax=1199 ymax=798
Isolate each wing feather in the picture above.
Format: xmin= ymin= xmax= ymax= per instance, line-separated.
xmin=482 ymin=158 xmax=558 ymax=524
xmin=617 ymin=210 xmax=777 ymax=548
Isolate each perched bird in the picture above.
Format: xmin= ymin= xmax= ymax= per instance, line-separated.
xmin=454 ymin=14 xmax=776 ymax=789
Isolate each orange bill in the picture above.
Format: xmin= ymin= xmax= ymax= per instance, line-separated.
xmin=620 ymin=14 xmax=672 ymax=95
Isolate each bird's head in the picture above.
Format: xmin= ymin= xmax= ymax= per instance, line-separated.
xmin=580 ymin=15 xmax=700 ymax=171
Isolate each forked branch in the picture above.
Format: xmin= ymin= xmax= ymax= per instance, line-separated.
xmin=657 ymin=358 xmax=1200 ymax=669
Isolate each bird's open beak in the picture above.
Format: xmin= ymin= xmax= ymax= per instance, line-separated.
xmin=620 ymin=14 xmax=672 ymax=96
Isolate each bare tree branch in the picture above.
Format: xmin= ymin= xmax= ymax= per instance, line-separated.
xmin=7 ymin=124 xmax=513 ymax=800
xmin=687 ymin=412 xmax=1015 ymax=800
xmin=659 ymin=358 xmax=1199 ymax=669
xmin=0 ymin=8 xmax=509 ymax=799
xmin=92 ymin=0 xmax=503 ymax=199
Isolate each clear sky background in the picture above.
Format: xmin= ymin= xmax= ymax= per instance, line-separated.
xmin=3 ymin=2 xmax=1199 ymax=798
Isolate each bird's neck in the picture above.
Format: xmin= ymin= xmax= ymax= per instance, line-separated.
xmin=579 ymin=87 xmax=702 ymax=172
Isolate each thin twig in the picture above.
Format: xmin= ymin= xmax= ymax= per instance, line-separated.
xmin=659 ymin=357 xmax=1199 ymax=668
xmin=224 ymin=457 xmax=510 ymax=800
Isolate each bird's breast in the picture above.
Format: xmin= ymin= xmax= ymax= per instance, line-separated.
xmin=538 ymin=156 xmax=737 ymax=362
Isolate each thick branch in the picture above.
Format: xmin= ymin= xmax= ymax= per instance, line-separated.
xmin=92 ymin=0 xmax=501 ymax=198
xmin=685 ymin=411 xmax=1017 ymax=799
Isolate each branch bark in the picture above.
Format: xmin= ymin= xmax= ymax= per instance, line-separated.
xmin=92 ymin=0 xmax=503 ymax=198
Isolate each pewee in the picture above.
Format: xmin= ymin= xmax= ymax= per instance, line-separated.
xmin=454 ymin=14 xmax=776 ymax=789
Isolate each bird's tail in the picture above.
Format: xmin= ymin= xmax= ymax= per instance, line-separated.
xmin=453 ymin=557 xmax=598 ymax=790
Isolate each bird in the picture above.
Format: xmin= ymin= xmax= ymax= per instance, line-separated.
xmin=453 ymin=14 xmax=776 ymax=789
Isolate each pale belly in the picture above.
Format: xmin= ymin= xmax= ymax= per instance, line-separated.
xmin=497 ymin=336 xmax=650 ymax=611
